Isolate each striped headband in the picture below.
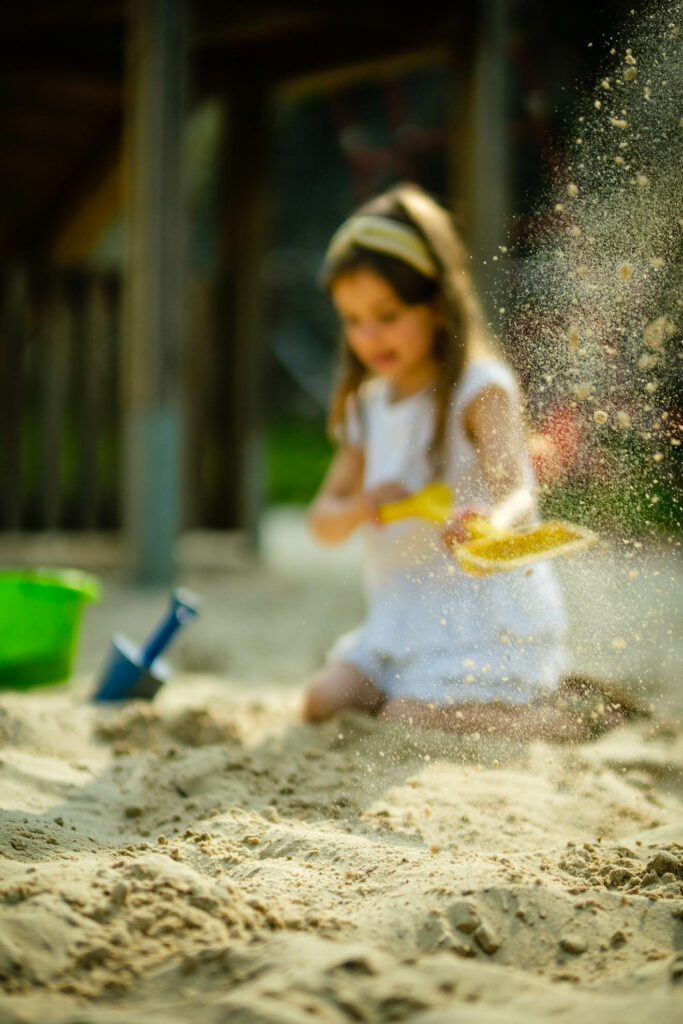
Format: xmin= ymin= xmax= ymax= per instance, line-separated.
xmin=325 ymin=214 xmax=438 ymax=279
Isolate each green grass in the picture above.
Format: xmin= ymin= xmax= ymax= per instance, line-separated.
xmin=266 ymin=418 xmax=334 ymax=505
xmin=539 ymin=479 xmax=681 ymax=537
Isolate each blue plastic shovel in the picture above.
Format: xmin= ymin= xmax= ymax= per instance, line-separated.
xmin=93 ymin=588 xmax=200 ymax=701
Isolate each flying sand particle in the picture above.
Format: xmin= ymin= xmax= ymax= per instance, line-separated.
xmin=618 ymin=262 xmax=633 ymax=280
xmin=568 ymin=183 xmax=579 ymax=197
xmin=638 ymin=352 xmax=657 ymax=371
xmin=636 ymin=174 xmax=650 ymax=186
xmin=610 ymin=117 xmax=629 ymax=129
xmin=617 ymin=411 xmax=632 ymax=428
xmin=644 ymin=317 xmax=673 ymax=350
xmin=611 ymin=638 xmax=627 ymax=650
xmin=593 ymin=410 xmax=608 ymax=424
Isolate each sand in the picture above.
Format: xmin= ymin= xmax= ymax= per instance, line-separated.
xmin=0 ymin=522 xmax=682 ymax=1023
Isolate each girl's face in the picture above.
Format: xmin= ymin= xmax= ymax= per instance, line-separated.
xmin=331 ymin=267 xmax=442 ymax=398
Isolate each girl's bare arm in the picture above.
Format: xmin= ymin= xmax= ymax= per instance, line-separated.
xmin=464 ymin=385 xmax=535 ymax=530
xmin=308 ymin=445 xmax=368 ymax=544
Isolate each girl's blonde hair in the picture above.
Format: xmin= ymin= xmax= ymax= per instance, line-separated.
xmin=322 ymin=183 xmax=494 ymax=467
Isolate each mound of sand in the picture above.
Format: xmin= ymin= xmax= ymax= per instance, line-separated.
xmin=1 ymin=676 xmax=682 ymax=1024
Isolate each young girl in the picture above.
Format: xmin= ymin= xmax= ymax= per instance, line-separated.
xmin=301 ymin=183 xmax=591 ymax=741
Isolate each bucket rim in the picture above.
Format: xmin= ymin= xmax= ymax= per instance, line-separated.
xmin=0 ymin=567 xmax=101 ymax=602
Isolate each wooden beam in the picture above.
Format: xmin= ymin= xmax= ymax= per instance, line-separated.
xmin=51 ymin=154 xmax=123 ymax=264
xmin=277 ymin=46 xmax=447 ymax=102
xmin=193 ymin=5 xmax=333 ymax=47
xmin=9 ymin=119 xmax=122 ymax=258
xmin=0 ymin=1 xmax=123 ymax=37
xmin=195 ymin=9 xmax=467 ymax=93
xmin=0 ymin=68 xmax=121 ymax=108
xmin=0 ymin=109 xmax=114 ymax=140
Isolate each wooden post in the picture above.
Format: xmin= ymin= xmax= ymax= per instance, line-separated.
xmin=445 ymin=13 xmax=478 ymax=245
xmin=447 ymin=0 xmax=511 ymax=314
xmin=41 ymin=274 xmax=71 ymax=529
xmin=0 ymin=266 xmax=27 ymax=530
xmin=184 ymin=275 xmax=212 ymax=528
xmin=101 ymin=274 xmax=123 ymax=530
xmin=214 ymin=84 xmax=269 ymax=542
xmin=122 ymin=0 xmax=187 ymax=583
xmin=81 ymin=276 xmax=107 ymax=529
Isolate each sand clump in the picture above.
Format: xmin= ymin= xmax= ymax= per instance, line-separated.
xmin=0 ymin=681 xmax=682 ymax=1024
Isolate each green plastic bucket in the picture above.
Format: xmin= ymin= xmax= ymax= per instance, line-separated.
xmin=0 ymin=569 xmax=100 ymax=689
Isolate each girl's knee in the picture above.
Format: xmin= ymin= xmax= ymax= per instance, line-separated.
xmin=302 ymin=663 xmax=384 ymax=721
xmin=302 ymin=666 xmax=345 ymax=721
xmin=302 ymin=680 xmax=334 ymax=722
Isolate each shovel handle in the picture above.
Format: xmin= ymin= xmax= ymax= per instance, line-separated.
xmin=377 ymin=485 xmax=505 ymax=539
xmin=377 ymin=482 xmax=454 ymax=525
xmin=140 ymin=588 xmax=200 ymax=668
xmin=460 ymin=515 xmax=509 ymax=541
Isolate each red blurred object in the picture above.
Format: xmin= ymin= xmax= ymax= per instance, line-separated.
xmin=530 ymin=404 xmax=583 ymax=484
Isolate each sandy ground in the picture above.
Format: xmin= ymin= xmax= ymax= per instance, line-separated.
xmin=1 ymin=511 xmax=682 ymax=1023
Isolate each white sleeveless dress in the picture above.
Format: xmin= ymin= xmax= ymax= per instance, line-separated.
xmin=328 ymin=359 xmax=569 ymax=705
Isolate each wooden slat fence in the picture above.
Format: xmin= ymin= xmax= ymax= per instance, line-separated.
xmin=0 ymin=264 xmax=121 ymax=531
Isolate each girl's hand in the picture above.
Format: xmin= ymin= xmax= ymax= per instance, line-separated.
xmin=442 ymin=505 xmax=489 ymax=548
xmin=363 ymin=481 xmax=411 ymax=527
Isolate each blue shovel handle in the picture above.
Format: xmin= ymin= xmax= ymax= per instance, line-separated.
xmin=140 ymin=588 xmax=200 ymax=668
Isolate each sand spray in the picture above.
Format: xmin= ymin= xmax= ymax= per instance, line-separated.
xmin=498 ymin=2 xmax=680 ymax=535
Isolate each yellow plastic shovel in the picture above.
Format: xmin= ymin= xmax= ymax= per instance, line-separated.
xmin=378 ymin=483 xmax=598 ymax=575
xmin=377 ymin=482 xmax=454 ymax=525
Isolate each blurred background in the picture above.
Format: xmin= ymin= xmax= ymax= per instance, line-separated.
xmin=0 ymin=0 xmax=679 ymax=585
